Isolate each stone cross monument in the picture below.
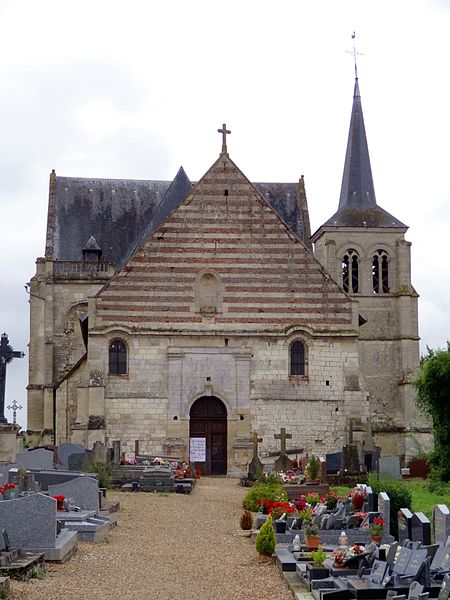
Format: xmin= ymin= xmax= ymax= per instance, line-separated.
xmin=0 ymin=333 xmax=25 ymax=424
xmin=274 ymin=427 xmax=293 ymax=472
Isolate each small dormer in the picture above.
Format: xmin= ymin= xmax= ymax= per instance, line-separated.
xmin=82 ymin=236 xmax=102 ymax=262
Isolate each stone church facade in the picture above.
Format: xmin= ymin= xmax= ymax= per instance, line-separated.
xmin=27 ymin=80 xmax=430 ymax=475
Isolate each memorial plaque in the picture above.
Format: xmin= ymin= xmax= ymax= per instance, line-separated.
xmin=394 ymin=547 xmax=413 ymax=575
xmin=370 ymin=560 xmax=388 ymax=584
xmin=434 ymin=505 xmax=450 ymax=546
xmin=406 ymin=549 xmax=428 ymax=577
xmin=398 ymin=508 xmax=413 ymax=545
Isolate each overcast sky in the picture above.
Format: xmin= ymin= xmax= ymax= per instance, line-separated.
xmin=1 ymin=0 xmax=449 ymax=429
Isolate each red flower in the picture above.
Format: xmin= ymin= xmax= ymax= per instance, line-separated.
xmin=51 ymin=495 xmax=65 ymax=502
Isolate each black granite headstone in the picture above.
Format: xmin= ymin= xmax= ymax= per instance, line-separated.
xmin=411 ymin=512 xmax=432 ymax=546
xmin=398 ymin=508 xmax=413 ymax=545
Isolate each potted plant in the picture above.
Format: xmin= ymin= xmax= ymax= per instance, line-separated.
xmin=303 ymin=520 xmax=320 ymax=549
xmin=306 ymin=546 xmax=329 ymax=580
xmin=364 ymin=517 xmax=384 ymax=543
xmin=255 ymin=515 xmax=277 ymax=556
xmin=305 ymin=455 xmax=321 ymax=483
xmin=239 ymin=510 xmax=253 ymax=537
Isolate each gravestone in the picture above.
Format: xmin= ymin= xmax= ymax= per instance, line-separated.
xmin=248 ymin=432 xmax=263 ymax=478
xmin=341 ymin=444 xmax=360 ymax=473
xmin=112 ymin=441 xmax=121 ymax=465
xmin=16 ymin=448 xmax=54 ymax=470
xmin=398 ymin=508 xmax=413 ymax=545
xmin=379 ymin=456 xmax=401 ymax=479
xmin=434 ymin=505 xmax=450 ymax=546
xmin=326 ymin=452 xmax=342 ymax=474
xmin=92 ymin=441 xmax=107 ymax=464
xmin=57 ymin=443 xmax=86 ymax=469
xmin=438 ymin=574 xmax=450 ymax=600
xmin=379 ymin=492 xmax=391 ymax=537
xmin=68 ymin=450 xmax=93 ymax=471
xmin=319 ymin=457 xmax=327 ymax=483
xmin=48 ymin=476 xmax=99 ymax=512
xmin=0 ymin=492 xmax=77 ymax=560
xmin=274 ymin=428 xmax=293 ymax=472
xmin=411 ymin=512 xmax=432 ymax=546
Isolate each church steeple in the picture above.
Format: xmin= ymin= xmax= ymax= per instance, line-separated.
xmin=315 ymin=78 xmax=406 ymax=230
xmin=338 ymin=77 xmax=377 ymax=211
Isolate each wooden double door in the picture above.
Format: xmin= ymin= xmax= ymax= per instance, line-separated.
xmin=189 ymin=396 xmax=227 ymax=475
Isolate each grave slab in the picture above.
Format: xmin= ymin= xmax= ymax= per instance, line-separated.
xmin=434 ymin=505 xmax=450 ymax=546
xmin=48 ymin=476 xmax=99 ymax=512
xmin=16 ymin=449 xmax=54 ymax=470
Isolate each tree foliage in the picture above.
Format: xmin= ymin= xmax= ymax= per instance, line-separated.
xmin=255 ymin=515 xmax=277 ymax=555
xmin=413 ymin=342 xmax=450 ymax=481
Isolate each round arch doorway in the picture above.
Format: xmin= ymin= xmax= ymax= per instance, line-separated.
xmin=189 ymin=396 xmax=227 ymax=475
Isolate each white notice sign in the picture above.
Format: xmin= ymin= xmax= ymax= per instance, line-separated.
xmin=190 ymin=437 xmax=206 ymax=462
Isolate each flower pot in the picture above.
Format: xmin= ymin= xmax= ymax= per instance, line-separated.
xmin=306 ymin=563 xmax=329 ymax=580
xmin=275 ymin=520 xmax=287 ymax=534
xmin=305 ymin=536 xmax=320 ymax=549
xmin=371 ymin=535 xmax=382 ymax=544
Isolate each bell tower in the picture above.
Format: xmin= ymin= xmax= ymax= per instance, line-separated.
xmin=312 ymin=77 xmax=429 ymax=460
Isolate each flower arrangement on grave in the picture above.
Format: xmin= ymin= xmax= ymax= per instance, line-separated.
xmin=364 ymin=517 xmax=385 ymax=541
xmin=0 ymin=483 xmax=16 ymax=498
xmin=294 ymin=497 xmax=307 ymax=512
xmin=268 ymin=501 xmax=297 ymax=521
xmin=194 ymin=467 xmax=202 ymax=479
xmin=175 ymin=464 xmax=190 ymax=479
xmin=279 ymin=470 xmax=298 ymax=483
xmin=350 ymin=488 xmax=366 ymax=510
xmin=152 ymin=457 xmax=170 ymax=466
xmin=292 ymin=457 xmax=299 ymax=469
xmin=51 ymin=495 xmax=65 ymax=510
xmin=305 ymin=493 xmax=320 ymax=507
xmin=122 ymin=456 xmax=137 ymax=465
xmin=256 ymin=498 xmax=275 ymax=515
xmin=352 ymin=511 xmax=368 ymax=526
xmin=324 ymin=492 xmax=339 ymax=510
xmin=331 ymin=544 xmax=364 ymax=568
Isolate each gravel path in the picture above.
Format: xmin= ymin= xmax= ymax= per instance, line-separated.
xmin=12 ymin=478 xmax=293 ymax=600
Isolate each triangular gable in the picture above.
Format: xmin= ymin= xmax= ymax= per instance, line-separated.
xmin=95 ymin=154 xmax=356 ymax=334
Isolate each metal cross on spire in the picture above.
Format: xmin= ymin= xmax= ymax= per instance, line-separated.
xmin=7 ymin=400 xmax=22 ymax=425
xmin=217 ymin=123 xmax=231 ymax=155
xmin=346 ymin=31 xmax=364 ymax=79
xmin=0 ymin=333 xmax=25 ymax=424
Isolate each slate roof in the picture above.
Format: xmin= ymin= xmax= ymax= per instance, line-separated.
xmin=47 ymin=171 xmax=310 ymax=268
xmin=319 ymin=78 xmax=406 ymax=230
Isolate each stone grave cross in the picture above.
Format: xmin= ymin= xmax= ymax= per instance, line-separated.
xmin=218 ymin=123 xmax=231 ymax=154
xmin=275 ymin=428 xmax=291 ymax=455
xmin=274 ymin=428 xmax=293 ymax=472
xmin=0 ymin=333 xmax=25 ymax=424
xmin=7 ymin=400 xmax=22 ymax=425
xmin=251 ymin=431 xmax=262 ymax=460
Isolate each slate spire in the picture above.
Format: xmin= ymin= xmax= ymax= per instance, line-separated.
xmin=338 ymin=77 xmax=376 ymax=210
xmin=316 ymin=78 xmax=406 ymax=230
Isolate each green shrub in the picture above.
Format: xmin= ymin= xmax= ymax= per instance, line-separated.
xmin=255 ymin=515 xmax=277 ymax=555
xmin=242 ymin=483 xmax=287 ymax=512
xmin=82 ymin=461 xmax=112 ymax=489
xmin=368 ymin=474 xmax=412 ymax=538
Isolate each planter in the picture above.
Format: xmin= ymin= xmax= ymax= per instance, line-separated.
xmin=305 ymin=536 xmax=320 ymax=549
xmin=239 ymin=530 xmax=252 ymax=538
xmin=371 ymin=535 xmax=382 ymax=544
xmin=275 ymin=520 xmax=287 ymax=534
xmin=306 ymin=563 xmax=329 ymax=580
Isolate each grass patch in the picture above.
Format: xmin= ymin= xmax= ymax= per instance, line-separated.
xmin=331 ymin=478 xmax=450 ymax=519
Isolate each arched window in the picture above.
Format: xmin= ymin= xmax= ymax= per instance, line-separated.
xmin=372 ymin=250 xmax=389 ymax=294
xmin=109 ymin=340 xmax=127 ymax=375
xmin=342 ymin=249 xmax=359 ymax=293
xmin=290 ymin=341 xmax=305 ymax=376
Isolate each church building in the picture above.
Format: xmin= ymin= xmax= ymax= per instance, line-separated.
xmin=27 ymin=78 xmax=428 ymax=475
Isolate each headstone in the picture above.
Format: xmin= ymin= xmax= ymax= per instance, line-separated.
xmin=319 ymin=457 xmax=327 ymax=483
xmin=408 ymin=582 xmax=424 ymax=600
xmin=398 ymin=508 xmax=413 ymax=545
xmin=0 ymin=493 xmax=56 ymax=548
xmin=394 ymin=547 xmax=413 ymax=575
xmin=411 ymin=512 xmax=432 ymax=546
xmin=112 ymin=441 xmax=121 ymax=465
xmin=248 ymin=432 xmax=263 ymax=478
xmin=48 ymin=476 xmax=99 ymax=512
xmin=57 ymin=443 xmax=86 ymax=469
xmin=326 ymin=452 xmax=342 ymax=474
xmin=434 ymin=505 xmax=450 ymax=546
xmin=341 ymin=444 xmax=360 ymax=473
xmin=68 ymin=450 xmax=93 ymax=471
xmin=370 ymin=559 xmax=389 ymax=584
xmin=438 ymin=574 xmax=450 ymax=600
xmin=431 ymin=545 xmax=450 ymax=572
xmin=16 ymin=448 xmax=54 ymax=470
xmin=379 ymin=456 xmax=401 ymax=479
xmin=92 ymin=441 xmax=107 ymax=464
xmin=379 ymin=492 xmax=391 ymax=537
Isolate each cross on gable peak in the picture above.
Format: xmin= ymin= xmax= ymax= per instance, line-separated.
xmin=217 ymin=123 xmax=231 ymax=156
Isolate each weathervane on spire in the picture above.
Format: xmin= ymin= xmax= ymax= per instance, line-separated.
xmin=217 ymin=123 xmax=231 ymax=155
xmin=347 ymin=31 xmax=364 ymax=79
